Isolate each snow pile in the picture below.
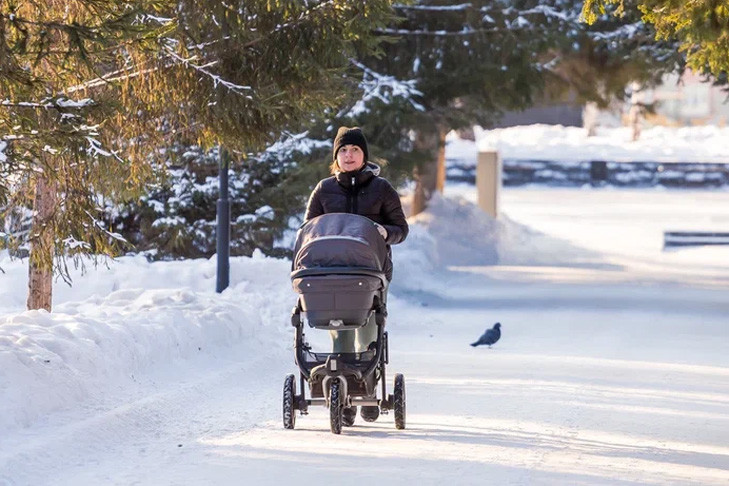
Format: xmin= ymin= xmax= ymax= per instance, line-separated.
xmin=448 ymin=124 xmax=729 ymax=164
xmin=396 ymin=193 xmax=602 ymax=271
xmin=0 ymin=251 xmax=295 ymax=434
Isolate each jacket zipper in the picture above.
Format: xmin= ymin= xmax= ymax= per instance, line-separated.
xmin=351 ymin=176 xmax=358 ymax=214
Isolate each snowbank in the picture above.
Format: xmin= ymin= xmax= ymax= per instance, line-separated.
xmin=0 ymin=251 xmax=295 ymax=434
xmin=447 ymin=125 xmax=729 ymax=164
xmin=395 ymin=193 xmax=603 ymax=279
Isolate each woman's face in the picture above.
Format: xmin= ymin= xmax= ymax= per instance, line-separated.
xmin=336 ymin=144 xmax=365 ymax=172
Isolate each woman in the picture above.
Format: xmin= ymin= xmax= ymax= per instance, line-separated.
xmin=305 ymin=126 xmax=409 ymax=284
xmin=305 ymin=126 xmax=408 ymax=347
xmin=304 ymin=126 xmax=408 ymax=423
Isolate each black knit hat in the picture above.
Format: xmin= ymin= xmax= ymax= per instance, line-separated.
xmin=333 ymin=126 xmax=369 ymax=163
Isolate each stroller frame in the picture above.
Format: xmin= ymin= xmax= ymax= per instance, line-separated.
xmin=284 ymin=266 xmax=406 ymax=434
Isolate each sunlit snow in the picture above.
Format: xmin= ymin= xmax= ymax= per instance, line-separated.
xmin=1 ymin=125 xmax=728 ymax=485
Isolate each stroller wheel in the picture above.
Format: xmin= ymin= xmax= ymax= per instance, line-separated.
xmin=343 ymin=406 xmax=357 ymax=427
xmin=360 ymin=406 xmax=380 ymax=422
xmin=329 ymin=379 xmax=343 ymax=434
xmin=282 ymin=374 xmax=296 ymax=429
xmin=393 ymin=374 xmax=406 ymax=430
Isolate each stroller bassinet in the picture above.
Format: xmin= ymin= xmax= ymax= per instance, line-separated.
xmin=291 ymin=212 xmax=388 ymax=330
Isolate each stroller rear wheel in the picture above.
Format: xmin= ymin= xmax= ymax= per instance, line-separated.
xmin=394 ymin=373 xmax=406 ymax=430
xmin=282 ymin=374 xmax=296 ymax=429
xmin=329 ymin=379 xmax=343 ymax=434
xmin=343 ymin=406 xmax=357 ymax=426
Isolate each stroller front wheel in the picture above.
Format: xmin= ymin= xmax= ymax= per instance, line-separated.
xmin=394 ymin=373 xmax=406 ymax=430
xmin=329 ymin=379 xmax=344 ymax=434
xmin=282 ymin=374 xmax=296 ymax=429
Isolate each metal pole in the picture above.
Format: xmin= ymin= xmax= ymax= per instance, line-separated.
xmin=216 ymin=145 xmax=231 ymax=293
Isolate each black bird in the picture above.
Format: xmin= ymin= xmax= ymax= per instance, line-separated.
xmin=471 ymin=322 xmax=501 ymax=348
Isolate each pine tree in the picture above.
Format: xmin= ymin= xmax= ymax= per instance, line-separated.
xmin=339 ymin=1 xmax=682 ymax=215
xmin=1 ymin=1 xmax=174 ymax=310
xmin=1 ymin=0 xmax=396 ymax=310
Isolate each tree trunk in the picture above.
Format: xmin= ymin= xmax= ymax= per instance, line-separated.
xmin=27 ymin=173 xmax=57 ymax=311
xmin=411 ymin=128 xmax=440 ymax=216
xmin=583 ymin=102 xmax=599 ymax=137
xmin=436 ymin=126 xmax=447 ymax=193
xmin=411 ymin=166 xmax=427 ymax=217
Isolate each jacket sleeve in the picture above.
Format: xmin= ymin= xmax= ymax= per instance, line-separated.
xmin=380 ymin=181 xmax=409 ymax=245
xmin=304 ymin=181 xmax=324 ymax=222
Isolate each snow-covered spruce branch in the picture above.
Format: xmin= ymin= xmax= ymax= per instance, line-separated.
xmin=1 ymin=129 xmax=127 ymax=165
xmin=140 ymin=1 xmax=339 ymax=63
xmin=83 ymin=209 xmax=128 ymax=245
xmin=264 ymin=131 xmax=331 ymax=158
xmin=66 ymin=40 xmax=249 ymax=97
xmin=589 ymin=22 xmax=644 ymax=41
xmin=537 ymin=55 xmax=562 ymax=72
xmin=162 ymin=47 xmax=253 ymax=97
xmin=62 ymin=237 xmax=92 ymax=252
xmin=513 ymin=5 xmax=579 ymax=22
xmin=343 ymin=60 xmax=424 ymax=117
xmin=65 ymin=2 xmax=343 ymax=99
xmin=135 ymin=14 xmax=175 ymax=25
xmin=83 ymin=136 xmax=128 ymax=165
xmin=0 ymin=11 xmax=173 ymax=31
xmin=67 ymin=63 xmax=156 ymax=92
xmin=392 ymin=3 xmax=578 ymax=21
xmin=1 ymin=125 xmax=97 ymax=142
xmin=278 ymin=0 xmax=336 ymax=30
xmin=393 ymin=3 xmax=473 ymax=11
xmin=375 ymin=25 xmax=547 ymax=36
xmin=1 ymin=98 xmax=96 ymax=109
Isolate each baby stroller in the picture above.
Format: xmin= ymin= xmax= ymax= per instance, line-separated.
xmin=283 ymin=212 xmax=406 ymax=434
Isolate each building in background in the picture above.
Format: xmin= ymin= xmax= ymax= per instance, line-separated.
xmin=646 ymin=71 xmax=729 ymax=126
xmin=494 ymin=71 xmax=729 ymax=132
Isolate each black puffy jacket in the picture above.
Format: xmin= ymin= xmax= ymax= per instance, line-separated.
xmin=304 ymin=162 xmax=408 ymax=279
xmin=305 ymin=162 xmax=408 ymax=244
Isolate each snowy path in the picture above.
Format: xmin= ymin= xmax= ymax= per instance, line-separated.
xmin=2 ymin=187 xmax=729 ymax=484
xmin=4 ymin=273 xmax=729 ymax=485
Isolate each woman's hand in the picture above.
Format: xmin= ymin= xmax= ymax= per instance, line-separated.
xmin=374 ymin=222 xmax=388 ymax=240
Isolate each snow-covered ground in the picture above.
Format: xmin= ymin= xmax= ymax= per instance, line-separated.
xmin=2 ymin=126 xmax=729 ymax=485
xmin=448 ymin=124 xmax=729 ymax=164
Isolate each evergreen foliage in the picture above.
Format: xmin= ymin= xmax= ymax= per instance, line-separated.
xmin=2 ymin=1 xmax=690 ymax=268
xmin=1 ymin=0 xmax=396 ymax=307
xmin=323 ymin=1 xmax=682 ymax=215
xmin=582 ymin=0 xmax=729 ymax=76
xmin=550 ymin=0 xmax=682 ymax=107
xmin=110 ymin=134 xmax=331 ymax=260
xmin=355 ymin=1 xmax=679 ymax=133
xmin=1 ymin=1 xmax=174 ymax=282
xmin=110 ymin=1 xmax=686 ymax=257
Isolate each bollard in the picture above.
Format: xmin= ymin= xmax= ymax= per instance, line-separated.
xmin=477 ymin=150 xmax=501 ymax=218
xmin=590 ymin=160 xmax=608 ymax=185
